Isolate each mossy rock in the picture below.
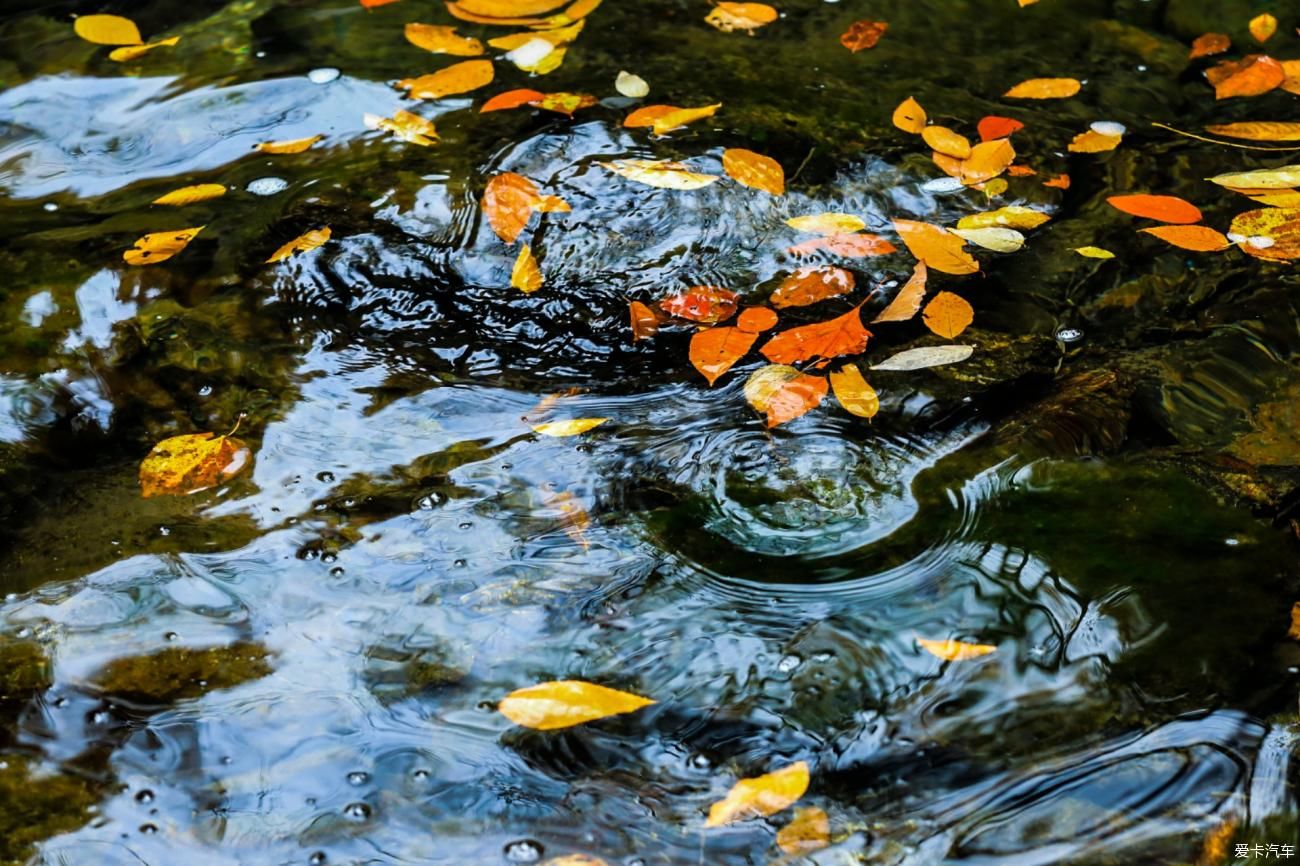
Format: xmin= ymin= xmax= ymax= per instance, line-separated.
xmin=0 ymin=755 xmax=99 ymax=865
xmin=0 ymin=638 xmax=52 ymax=703
xmin=88 ymin=641 xmax=273 ymax=705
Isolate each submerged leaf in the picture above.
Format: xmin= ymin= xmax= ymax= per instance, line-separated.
xmin=722 ymin=148 xmax=784 ymax=194
xmin=777 ymin=807 xmax=831 ymax=855
xmin=787 ymin=233 xmax=895 ymax=258
xmin=871 ymin=344 xmax=973 ymax=371
xmin=498 ymin=680 xmax=652 ymax=729
xmin=744 ymin=365 xmax=828 ymax=427
xmin=482 ymin=172 xmax=568 ymax=243
xmin=123 ymin=226 xmax=204 ymax=266
xmin=917 ymin=637 xmax=997 ymax=661
xmin=706 ymin=761 xmax=810 ymax=826
xmin=786 ymin=213 xmax=865 ymax=235
xmin=152 ymin=184 xmax=226 ymax=206
xmin=625 ymin=103 xmax=720 ymax=135
xmin=108 ymin=36 xmax=180 ymax=62
xmin=770 ymin=266 xmax=854 ymax=308
xmin=829 ymin=364 xmax=878 ymax=419
xmin=840 ymin=20 xmax=887 ymax=52
xmin=256 ymin=135 xmax=323 ymax=154
xmin=661 ymin=287 xmax=739 ymax=323
xmin=629 ymin=300 xmax=659 ymax=341
xmin=139 ymin=431 xmax=251 ymax=498
xmin=893 ymin=220 xmax=979 ymax=275
xmin=531 ymin=418 xmax=608 ymax=436
xmin=266 ymin=227 xmax=331 ymax=263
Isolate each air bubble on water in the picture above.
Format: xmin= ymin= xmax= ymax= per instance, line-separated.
xmin=459 ymin=522 xmax=473 ymax=530
xmin=43 ymin=202 xmax=58 ymax=212
xmin=330 ymin=567 xmax=345 ymax=577
xmin=454 ymin=559 xmax=467 ymax=568
xmin=412 ymin=768 xmax=431 ymax=780
xmin=15 ymin=627 xmax=30 ymax=638
xmin=777 ymin=654 xmax=802 ymax=673
xmin=310 ymin=853 xmax=328 ymax=866
xmin=198 ymin=385 xmax=214 ymax=397
xmin=812 ymin=651 xmax=834 ymax=662
xmin=136 ymin=790 xmax=155 ymax=804
xmin=347 ymin=771 xmax=369 ymax=786
xmin=317 ymin=471 xmax=335 ymax=483
xmin=343 ymin=802 xmax=371 ymax=820
xmin=504 ymin=840 xmax=544 ymax=863
xmin=1225 ymin=537 xmax=1240 ymax=546
xmin=139 ymin=824 xmax=158 ymax=835
xmin=690 ymin=754 xmax=711 ymax=769
xmin=321 ymin=552 xmax=337 ymax=563
xmin=246 ymin=177 xmax=289 ymax=196
xmin=308 ymin=67 xmax=341 ymax=84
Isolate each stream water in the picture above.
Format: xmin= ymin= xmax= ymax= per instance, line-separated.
xmin=1 ymin=0 xmax=1299 ymax=864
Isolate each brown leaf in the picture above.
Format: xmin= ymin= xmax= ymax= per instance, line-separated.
xmin=892 ymin=97 xmax=927 ymax=134
xmin=840 ymin=20 xmax=887 ymax=52
xmin=769 ymin=266 xmax=855 ymax=309
xmin=1140 ymin=225 xmax=1231 ymax=252
xmin=661 ymin=287 xmax=739 ymax=323
xmin=706 ymin=761 xmax=810 ymax=826
xmin=139 ymin=430 xmax=251 ymax=498
xmin=893 ymin=219 xmax=978 ymax=275
xmin=760 ymin=306 xmax=871 ymax=365
xmin=1206 ymin=54 xmax=1284 ymax=99
xmin=397 ymin=59 xmax=494 ymax=99
xmin=922 ymin=291 xmax=974 ymax=339
xmin=1189 ymin=32 xmax=1230 ymax=59
xmin=690 ymin=326 xmax=759 ymax=385
xmin=722 ymin=148 xmax=784 ymax=195
xmin=744 ymin=366 xmax=828 ymax=427
xmin=872 ymin=261 xmax=927 ymax=322
xmin=629 ymin=300 xmax=659 ymax=341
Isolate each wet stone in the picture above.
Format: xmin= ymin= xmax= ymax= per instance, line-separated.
xmin=88 ymin=641 xmax=273 ymax=706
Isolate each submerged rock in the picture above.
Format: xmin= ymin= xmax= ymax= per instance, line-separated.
xmin=88 ymin=641 xmax=273 ymax=705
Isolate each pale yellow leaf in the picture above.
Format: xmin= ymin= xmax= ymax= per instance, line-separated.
xmin=785 ymin=213 xmax=866 ymax=235
xmin=951 ymin=227 xmax=1025 ymax=252
xmin=531 ymin=418 xmax=609 ymax=436
xmin=604 ymin=159 xmax=719 ymax=190
xmin=512 ymin=244 xmax=544 ymax=293
xmin=615 ymin=70 xmax=649 ymax=97
xmin=1209 ymin=165 xmax=1300 ymax=190
xmin=498 ymin=680 xmax=653 ymax=729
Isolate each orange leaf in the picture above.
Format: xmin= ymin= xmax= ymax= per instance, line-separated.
xmin=1207 ymin=54 xmax=1284 ymax=99
xmin=961 ymin=139 xmax=1016 ymax=185
xmin=625 ymin=103 xmax=720 ymax=134
xmin=917 ymin=637 xmax=996 ymax=661
xmin=256 ymin=135 xmax=323 ymax=154
xmin=690 ymin=326 xmax=758 ymax=385
xmin=629 ymin=300 xmax=659 ymax=341
xmin=481 ymin=88 xmax=545 ymax=112
xmin=397 ymin=59 xmax=494 ymax=99
xmin=660 ymin=287 xmax=739 ymax=323
xmin=922 ymin=126 xmax=972 ymax=159
xmin=1106 ymin=194 xmax=1202 ymax=224
xmin=1139 ymin=225 xmax=1231 ymax=252
xmin=872 ymin=261 xmax=926 ymax=322
xmin=892 ymin=97 xmax=926 ymax=134
xmin=760 ymin=306 xmax=871 ymax=365
xmin=977 ymin=115 xmax=1023 ymax=142
xmin=1043 ymin=173 xmax=1071 ymax=189
xmin=770 ymin=266 xmax=855 ymax=308
xmin=1007 ymin=165 xmax=1036 ymax=177
xmin=722 ymin=148 xmax=784 ymax=195
xmin=923 ymin=291 xmax=973 ymax=339
xmin=744 ymin=367 xmax=828 ymax=428
xmin=1249 ymin=13 xmax=1277 ymax=43
xmin=1068 ymin=129 xmax=1122 ymax=153
xmin=787 ymin=233 xmax=896 ymax=258
xmin=404 ymin=22 xmax=484 ymax=55
xmin=1003 ymin=77 xmax=1081 ymax=99
xmin=840 ymin=20 xmax=887 ymax=52
xmin=893 ymin=220 xmax=978 ymax=275
xmin=362 ymin=0 xmax=402 ymax=7
xmin=1189 ymin=32 xmax=1230 ymax=59
xmin=704 ymin=2 xmax=777 ymax=33
xmin=483 ymin=172 xmax=541 ymax=244
xmin=1284 ymin=59 xmax=1300 ymax=96
xmin=776 ymin=807 xmax=830 ymax=856
xmin=736 ymin=306 xmax=779 ymax=333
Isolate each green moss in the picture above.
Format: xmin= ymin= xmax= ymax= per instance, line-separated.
xmin=0 ymin=756 xmax=98 ymax=865
xmin=89 ymin=641 xmax=274 ymax=705
xmin=0 ymin=639 xmax=51 ymax=703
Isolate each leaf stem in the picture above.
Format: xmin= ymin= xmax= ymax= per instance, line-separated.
xmin=1151 ymin=122 xmax=1300 ymax=152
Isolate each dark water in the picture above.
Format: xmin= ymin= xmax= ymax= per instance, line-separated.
xmin=1 ymin=0 xmax=1300 ymax=863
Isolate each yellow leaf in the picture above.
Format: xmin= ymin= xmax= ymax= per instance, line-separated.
xmin=872 ymin=261 xmax=926 ymax=323
xmin=1068 ymin=130 xmax=1122 ymax=153
xmin=511 ymin=244 xmax=544 ymax=292
xmin=1228 ymin=206 xmax=1300 ymax=261
xmin=893 ymin=219 xmax=979 ymax=275
xmin=488 ymin=20 xmax=583 ymax=50
xmin=923 ymin=291 xmax=974 ymax=339
xmin=499 ymin=680 xmax=650 ymax=729
xmin=705 ymin=761 xmax=810 ymax=827
xmin=951 ymin=226 xmax=1024 ymax=252
xmin=139 ymin=431 xmax=251 ymax=498
xmin=961 ymin=138 xmax=1016 ymax=185
xmin=743 ymin=365 xmax=828 ymax=427
xmin=1074 ymin=246 xmax=1115 ymax=259
xmin=957 ymin=206 xmax=1050 ymax=231
xmin=531 ymin=418 xmax=608 ymax=436
xmin=892 ymin=96 xmax=926 ymax=134
xmin=785 ymin=213 xmax=866 ymax=235
xmin=829 ymin=364 xmax=879 ymax=419
xmin=705 ymin=2 xmax=778 ymax=33
xmin=1249 ymin=12 xmax=1277 ymax=43
xmin=405 ymin=23 xmax=485 ymax=55
xmin=1289 ymin=602 xmax=1300 ymax=640
xmin=917 ymin=637 xmax=996 ymax=661
xmin=74 ymin=13 xmax=142 ymax=45
xmin=603 ymin=159 xmax=719 ymax=190
xmin=1205 ymin=122 xmax=1300 ymax=142
xmin=458 ymin=0 xmax=568 ymax=16
xmin=722 ymin=148 xmax=784 ymax=194
xmin=266 ymin=227 xmax=331 ymax=263
xmin=1140 ymin=225 xmax=1231 ymax=252
xmin=922 ymin=126 xmax=972 ymax=159
xmin=256 ymin=135 xmax=323 ymax=154
xmin=365 ymin=109 xmax=439 ymax=146
xmin=152 ymin=184 xmax=226 ymax=206
xmin=625 ymin=103 xmax=721 ymax=135
xmin=871 ymin=345 xmax=973 ymax=371
xmin=1003 ymin=77 xmax=1081 ymax=99
xmin=398 ymin=59 xmax=495 ymax=99
xmin=108 ymin=36 xmax=180 ymax=62
xmin=123 ymin=226 xmax=204 ymax=266
xmin=1209 ymin=165 xmax=1300 ymax=190
xmin=777 ymin=807 xmax=830 ymax=856
xmin=615 ymin=70 xmax=648 ymax=97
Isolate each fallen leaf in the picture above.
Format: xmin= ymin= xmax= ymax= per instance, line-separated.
xmin=736 ymin=306 xmax=779 ymax=333
xmin=917 ymin=637 xmax=996 ymax=661
xmin=777 ymin=807 xmax=831 ymax=855
xmin=152 ymin=184 xmax=226 ymax=206
xmin=139 ymin=430 xmax=251 ymax=498
xmin=267 ymin=227 xmax=331 ymax=263
xmin=661 ymin=287 xmax=739 ymax=323
xmin=951 ymin=227 xmax=1024 ymax=252
xmin=481 ymin=88 xmax=546 ymax=111
xmin=625 ymin=103 xmax=721 ymax=135
xmin=977 ymin=115 xmax=1024 ymax=141
xmin=893 ymin=219 xmax=979 ymax=275
xmin=1140 ymin=225 xmax=1231 ymax=251
xmin=690 ymin=327 xmax=758 ymax=385
xmin=1207 ymin=54 xmax=1284 ymax=99
xmin=615 ymin=70 xmax=649 ymax=97
xmin=1205 ymin=122 xmax=1300 ymax=141
xmin=1189 ymin=32 xmax=1230 ymax=59
xmin=829 ymin=364 xmax=878 ymax=419
xmin=982 ymin=177 xmax=1009 ymax=198
xmin=722 ymin=148 xmax=784 ymax=195
xmin=1074 ymin=246 xmax=1115 ymax=259
xmin=1228 ymin=207 xmax=1300 ymax=261
xmin=1209 ymin=165 xmax=1300 ymax=189
xmin=1285 ymin=60 xmax=1300 ymax=96
xmin=74 ymin=13 xmax=142 ymax=45
xmin=873 ymin=261 xmax=926 ymax=323
xmin=446 ymin=0 xmax=549 ymax=25
xmin=760 ymin=306 xmax=871 ymax=365
xmin=458 ymin=0 xmax=567 ymax=16
xmin=1247 ymin=191 xmax=1300 ymax=207
xmin=483 ymin=172 xmax=568 ymax=243
xmin=744 ymin=365 xmax=828 ymax=426
xmin=504 ymin=39 xmax=565 ymax=74
xmin=405 ymin=22 xmax=485 ymax=55
xmin=542 ymin=857 xmax=610 ymax=866
xmin=1003 ymin=77 xmax=1081 ymax=99
xmin=534 ymin=92 xmax=597 ymax=115
xmin=1007 ymin=165 xmax=1036 ymax=177
xmin=705 ymin=2 xmax=778 ymax=33
xmin=923 ymin=126 xmax=972 ymax=159
xmin=604 ymin=159 xmax=719 ymax=189
xmin=123 ymin=226 xmax=204 ymax=266
xmin=706 ymin=761 xmax=810 ymax=826
xmin=544 ymin=490 xmax=591 ymax=548
xmin=1043 ymin=173 xmax=1071 ymax=189
xmin=532 ymin=418 xmax=608 ymax=436
xmin=362 ymin=0 xmax=402 ymax=7
xmin=957 ymin=206 xmax=1050 ymax=231
xmin=1249 ymin=12 xmax=1277 ymax=43
xmin=512 ymin=244 xmax=544 ymax=292
xmin=923 ymin=291 xmax=974 ymax=339
xmin=1289 ymin=602 xmax=1300 ymax=640
xmin=786 ymin=213 xmax=866 ymax=235
xmin=488 ymin=20 xmax=584 ymax=50
xmin=892 ymin=97 xmax=927 ymax=134
xmin=788 ymin=233 xmax=896 ymax=258
xmin=961 ymin=139 xmax=1016 ymax=185
xmin=871 ymin=344 xmax=973 ymax=371
xmin=840 ymin=20 xmax=887 ymax=52
xmin=108 ymin=36 xmax=180 ymax=62
xmin=1068 ymin=130 xmax=1122 ymax=153
xmin=498 ymin=680 xmax=652 ymax=729
xmin=1106 ymin=194 xmax=1202 ymax=224
xmin=770 ymin=266 xmax=855 ymax=309
xmin=256 ymin=135 xmax=323 ymax=154
xmin=629 ymin=300 xmax=660 ymax=341
xmin=365 ymin=109 xmax=439 ymax=146
xmin=398 ymin=59 xmax=495 ymax=98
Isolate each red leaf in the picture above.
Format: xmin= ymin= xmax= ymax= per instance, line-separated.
xmin=1106 ymin=194 xmax=1202 ymax=224
xmin=977 ymin=115 xmax=1024 ymax=142
xmin=760 ymin=307 xmax=871 ymax=365
xmin=690 ymin=326 xmax=758 ymax=385
xmin=660 ymin=287 xmax=739 ymax=323
xmin=481 ymin=88 xmax=545 ymax=112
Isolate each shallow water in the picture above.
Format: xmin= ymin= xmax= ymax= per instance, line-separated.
xmin=1 ymin=0 xmax=1300 ymax=864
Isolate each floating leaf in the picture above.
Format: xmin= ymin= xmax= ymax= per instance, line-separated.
xmin=923 ymin=291 xmax=974 ymax=339
xmin=787 ymin=233 xmax=895 ymax=258
xmin=1249 ymin=12 xmax=1277 ymax=43
xmin=690 ymin=327 xmax=758 ymax=385
xmin=1189 ymin=32 xmax=1230 ymax=59
xmin=1207 ymin=54 xmax=1284 ymax=99
xmin=777 ymin=807 xmax=831 ymax=856
xmin=498 ymin=680 xmax=652 ymax=729
xmin=1074 ymin=246 xmax=1115 ymax=259
xmin=736 ymin=306 xmax=779 ymax=333
xmin=744 ymin=365 xmax=828 ymax=427
xmin=446 ymin=0 xmax=548 ymax=25
xmin=362 ymin=0 xmax=402 ymax=7
xmin=1289 ymin=602 xmax=1300 ymax=641
xmin=760 ymin=306 xmax=871 ymax=365
xmin=629 ymin=300 xmax=659 ymax=341
xmin=504 ymin=39 xmax=565 ymax=74
xmin=661 ymin=287 xmax=739 ymax=323
xmin=706 ymin=761 xmax=810 ymax=827
xmin=615 ymin=70 xmax=649 ymax=97
xmin=840 ymin=20 xmax=887 ymax=52
xmin=917 ymin=637 xmax=996 ymax=661
xmin=705 ymin=2 xmax=778 ymax=33
xmin=722 ymin=148 xmax=784 ymax=195
xmin=604 ymin=159 xmax=719 ymax=189
xmin=1068 ymin=130 xmax=1122 ymax=153
xmin=108 ymin=36 xmax=180 ymax=62
xmin=398 ymin=59 xmax=495 ymax=98
xmin=829 ymin=364 xmax=878 ymax=419
xmin=532 ymin=418 xmax=608 ymax=436
xmin=770 ymin=266 xmax=854 ymax=308
xmin=482 ymin=172 xmax=568 ymax=243
xmin=1003 ymin=77 xmax=1081 ymax=99
xmin=786 ymin=213 xmax=865 ymax=235
xmin=256 ymin=135 xmax=323 ymax=154
xmin=512 ymin=244 xmax=543 ymax=292
xmin=892 ymin=97 xmax=927 ymax=134
xmin=957 ymin=206 xmax=1049 ymax=231
xmin=977 ymin=115 xmax=1024 ymax=141
xmin=871 ymin=345 xmax=974 ymax=371
xmin=405 ymin=22 xmax=485 ymax=55
xmin=74 ymin=13 xmax=142 ymax=45
xmin=893 ymin=220 xmax=978 ymax=275
xmin=1043 ymin=173 xmax=1071 ymax=189
xmin=458 ymin=0 xmax=568 ymax=17
xmin=951 ymin=227 xmax=1024 ymax=252
xmin=625 ymin=103 xmax=720 ymax=135
xmin=1228 ymin=207 xmax=1300 ymax=261
xmin=1140 ymin=225 xmax=1231 ymax=252
xmin=267 ymin=227 xmax=331 ymax=263
xmin=139 ymin=430 xmax=251 ymax=498
xmin=1106 ymin=194 xmax=1202 ymax=224
xmin=123 ymin=226 xmax=204 ymax=266
xmin=365 ymin=109 xmax=439 ymax=146
xmin=488 ymin=20 xmax=584 ymax=50
xmin=872 ymin=261 xmax=926 ymax=323
xmin=534 ymin=92 xmax=597 ymax=115
xmin=152 ymin=184 xmax=226 ymax=206
xmin=1209 ymin=165 xmax=1300 ymax=190
xmin=960 ymin=139 xmax=1016 ymax=185
xmin=923 ymin=126 xmax=972 ymax=159
xmin=1284 ymin=59 xmax=1300 ymax=96
xmin=481 ymin=87 xmax=546 ymax=111
xmin=1205 ymin=122 xmax=1300 ymax=142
